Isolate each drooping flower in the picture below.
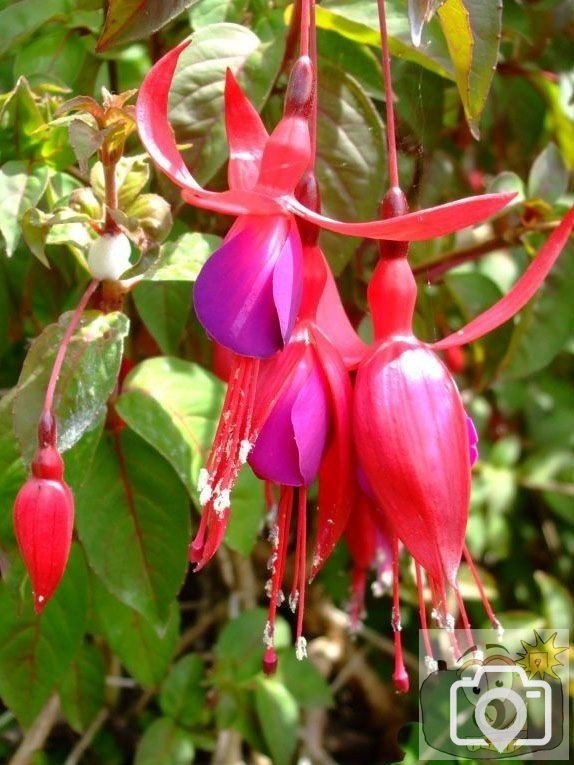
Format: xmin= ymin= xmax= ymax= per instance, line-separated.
xmin=136 ymin=40 xmax=514 ymax=360
xmin=13 ymin=412 xmax=74 ymax=613
xmin=353 ymin=193 xmax=574 ymax=688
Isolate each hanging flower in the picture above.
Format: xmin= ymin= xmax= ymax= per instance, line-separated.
xmin=353 ymin=193 xmax=574 ymax=689
xmin=136 ymin=41 xmax=514 ymax=360
xmin=13 ymin=413 xmax=74 ymax=613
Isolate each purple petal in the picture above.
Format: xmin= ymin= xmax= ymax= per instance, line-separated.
xmin=249 ymin=354 xmax=329 ymax=486
xmin=466 ymin=414 xmax=479 ymax=466
xmin=193 ymin=215 xmax=302 ymax=358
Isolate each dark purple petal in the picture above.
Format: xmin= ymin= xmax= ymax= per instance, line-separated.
xmin=193 ymin=215 xmax=302 ymax=358
xmin=249 ymin=354 xmax=329 ymax=486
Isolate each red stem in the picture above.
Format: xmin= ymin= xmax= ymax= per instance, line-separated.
xmin=43 ymin=279 xmax=100 ymax=419
xmin=376 ymin=0 xmax=400 ymax=188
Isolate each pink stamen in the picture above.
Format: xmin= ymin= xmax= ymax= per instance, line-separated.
xmin=455 ymin=586 xmax=474 ymax=649
xmin=415 ymin=562 xmax=434 ymax=662
xmin=294 ymin=488 xmax=308 ymax=650
xmin=463 ymin=544 xmax=502 ymax=635
xmin=391 ymin=535 xmax=409 ymax=692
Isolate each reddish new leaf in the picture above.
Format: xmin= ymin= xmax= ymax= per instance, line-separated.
xmin=97 ymin=0 xmax=195 ymax=51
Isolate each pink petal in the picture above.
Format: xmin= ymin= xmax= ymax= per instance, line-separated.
xmin=310 ymin=330 xmax=353 ymax=578
xmin=256 ymin=115 xmax=312 ymax=196
xmin=249 ymin=347 xmax=329 ymax=486
xmin=314 ymin=249 xmax=367 ymax=368
xmin=136 ymin=39 xmax=280 ymax=217
xmin=353 ymin=339 xmax=469 ymax=588
xmin=432 ymin=206 xmax=574 ymax=350
xmin=224 ymin=69 xmax=269 ymax=191
xmin=288 ymin=192 xmax=515 ymax=241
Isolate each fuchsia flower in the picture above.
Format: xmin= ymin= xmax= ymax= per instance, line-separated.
xmin=353 ymin=190 xmax=574 ymax=687
xmin=136 ymin=41 xmax=514 ymax=360
xmin=13 ymin=413 xmax=74 ymax=614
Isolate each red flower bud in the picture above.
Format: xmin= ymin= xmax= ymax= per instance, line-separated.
xmin=13 ymin=445 xmax=74 ymax=613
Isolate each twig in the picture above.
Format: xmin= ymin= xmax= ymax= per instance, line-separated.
xmin=8 ymin=694 xmax=60 ymax=765
xmin=64 ymin=709 xmax=109 ymax=765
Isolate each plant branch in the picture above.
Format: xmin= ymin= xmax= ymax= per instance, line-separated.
xmin=8 ymin=694 xmax=60 ymax=765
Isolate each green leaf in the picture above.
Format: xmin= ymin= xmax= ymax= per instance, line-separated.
xmin=144 ymin=233 xmax=221 ymax=282
xmin=0 ymin=160 xmax=49 ymax=256
xmin=215 ymin=609 xmax=290 ymax=684
xmin=13 ymin=310 xmax=129 ymax=463
xmin=133 ymin=282 xmax=191 ymax=355
xmin=318 ymin=0 xmax=454 ymax=79
xmin=496 ymin=242 xmax=574 ymax=381
xmin=0 ymin=0 xmax=70 ymax=57
xmin=534 ymin=571 xmax=574 ymax=630
xmin=277 ymin=651 xmax=332 ymax=709
xmin=97 ymin=0 xmax=195 ymax=50
xmin=169 ymin=20 xmax=284 ymax=185
xmin=527 ymin=143 xmax=569 ymax=204
xmin=160 ymin=655 xmax=207 ymax=728
xmin=437 ymin=0 xmax=502 ymax=138
xmin=254 ymin=677 xmax=298 ymax=765
xmin=14 ymin=27 xmax=87 ymax=90
xmin=134 ymin=718 xmax=195 ymax=765
xmin=93 ymin=577 xmax=180 ymax=687
xmin=74 ymin=428 xmax=190 ymax=623
xmin=0 ymin=391 xmax=26 ymax=547
xmin=190 ymin=0 xmax=247 ymax=27
xmin=316 ymin=58 xmax=385 ymax=274
xmin=116 ymin=357 xmax=264 ymax=555
xmin=21 ymin=207 xmax=93 ymax=267
xmin=0 ymin=545 xmax=88 ymax=726
xmin=59 ymin=642 xmax=106 ymax=733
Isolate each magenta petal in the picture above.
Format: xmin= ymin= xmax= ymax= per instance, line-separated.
xmin=193 ymin=215 xmax=302 ymax=357
xmin=249 ymin=356 xmax=329 ymax=486
xmin=467 ymin=415 xmax=479 ymax=466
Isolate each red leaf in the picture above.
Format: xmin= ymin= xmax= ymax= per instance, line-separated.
xmin=97 ymin=0 xmax=195 ymax=51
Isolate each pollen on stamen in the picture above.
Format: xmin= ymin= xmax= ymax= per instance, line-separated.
xmin=238 ymin=439 xmax=253 ymax=465
xmin=197 ymin=468 xmax=210 ymax=492
xmin=445 ymin=613 xmax=455 ymax=633
xmin=295 ymin=636 xmax=308 ymax=660
xmin=391 ymin=607 xmax=402 ymax=632
xmin=288 ymin=590 xmax=299 ymax=613
xmin=372 ymin=570 xmax=392 ymax=597
xmin=267 ymin=552 xmax=278 ymax=571
xmin=495 ymin=620 xmax=505 ymax=641
xmin=263 ymin=620 xmax=274 ymax=649
xmin=424 ymin=656 xmax=438 ymax=673
xmin=264 ymin=578 xmax=273 ymax=598
xmin=268 ymin=523 xmax=279 ymax=547
xmin=276 ymin=590 xmax=285 ymax=607
xmin=213 ymin=489 xmax=231 ymax=517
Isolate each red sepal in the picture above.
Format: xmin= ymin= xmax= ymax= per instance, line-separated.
xmin=224 ymin=69 xmax=268 ymax=191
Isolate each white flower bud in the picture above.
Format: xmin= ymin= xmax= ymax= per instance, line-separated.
xmin=87 ymin=232 xmax=132 ymax=281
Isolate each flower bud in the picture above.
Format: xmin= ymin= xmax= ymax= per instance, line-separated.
xmin=13 ymin=446 xmax=74 ymax=613
xmin=87 ymin=231 xmax=132 ymax=281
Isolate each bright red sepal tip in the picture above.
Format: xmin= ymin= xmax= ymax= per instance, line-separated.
xmin=14 ymin=446 xmax=74 ymax=614
xmin=431 ymin=206 xmax=574 ymax=350
xmin=136 ymin=41 xmax=515 ymax=240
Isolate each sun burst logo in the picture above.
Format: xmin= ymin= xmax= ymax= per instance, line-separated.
xmin=516 ymin=631 xmax=567 ymax=680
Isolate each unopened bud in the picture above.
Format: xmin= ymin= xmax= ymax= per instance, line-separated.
xmin=14 ymin=446 xmax=74 ymax=613
xmin=87 ymin=232 xmax=132 ymax=281
xmin=285 ymin=56 xmax=314 ymax=118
